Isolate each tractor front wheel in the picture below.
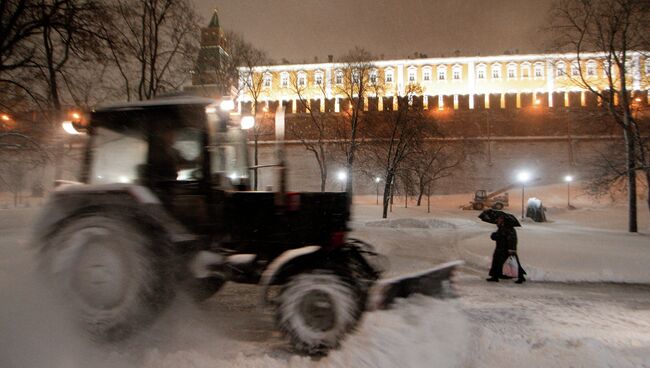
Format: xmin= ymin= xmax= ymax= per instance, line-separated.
xmin=275 ymin=271 xmax=365 ymax=355
xmin=37 ymin=214 xmax=174 ymax=341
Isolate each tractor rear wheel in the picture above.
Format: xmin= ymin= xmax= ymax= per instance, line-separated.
xmin=492 ymin=202 xmax=504 ymax=210
xmin=275 ymin=271 xmax=365 ymax=355
xmin=37 ymin=214 xmax=174 ymax=341
xmin=472 ymin=202 xmax=484 ymax=210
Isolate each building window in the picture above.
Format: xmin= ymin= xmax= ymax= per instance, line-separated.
xmin=452 ymin=65 xmax=462 ymax=80
xmin=437 ymin=65 xmax=447 ymax=81
xmin=423 ymin=68 xmax=431 ymax=81
xmin=586 ymin=61 xmax=597 ymax=77
xmin=491 ymin=64 xmax=501 ymax=79
xmin=335 ymin=70 xmax=343 ymax=85
xmin=370 ymin=69 xmax=378 ymax=84
xmin=263 ymin=74 xmax=272 ymax=88
xmin=507 ymin=63 xmax=517 ymax=79
xmin=297 ymin=72 xmax=307 ymax=87
xmin=315 ymin=72 xmax=323 ymax=85
xmin=476 ymin=64 xmax=486 ymax=80
xmin=385 ymin=69 xmax=394 ymax=83
xmin=352 ymin=70 xmax=360 ymax=84
xmin=521 ymin=63 xmax=531 ymax=79
xmin=556 ymin=62 xmax=566 ymax=77
xmin=571 ymin=62 xmax=580 ymax=76
xmin=408 ymin=70 xmax=416 ymax=82
xmin=280 ymin=73 xmax=289 ymax=88
xmin=645 ymin=60 xmax=650 ymax=75
xmin=534 ymin=63 xmax=544 ymax=78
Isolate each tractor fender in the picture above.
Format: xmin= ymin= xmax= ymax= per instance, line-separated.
xmin=32 ymin=183 xmax=196 ymax=246
xmin=258 ymin=245 xmax=321 ymax=305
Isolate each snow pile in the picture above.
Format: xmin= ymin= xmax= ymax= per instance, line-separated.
xmin=366 ymin=218 xmax=454 ymax=230
xmin=141 ymin=297 xmax=470 ymax=368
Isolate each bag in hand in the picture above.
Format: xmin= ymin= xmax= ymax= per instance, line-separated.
xmin=502 ymin=255 xmax=519 ymax=278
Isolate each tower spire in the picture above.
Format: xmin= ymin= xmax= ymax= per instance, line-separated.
xmin=208 ymin=7 xmax=220 ymax=28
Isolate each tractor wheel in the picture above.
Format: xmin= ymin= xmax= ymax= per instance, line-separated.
xmin=37 ymin=214 xmax=174 ymax=342
xmin=275 ymin=271 xmax=365 ymax=355
xmin=472 ymin=202 xmax=484 ymax=210
xmin=492 ymin=202 xmax=504 ymax=210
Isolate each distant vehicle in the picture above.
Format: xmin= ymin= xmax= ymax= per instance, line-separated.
xmin=463 ymin=185 xmax=514 ymax=210
xmin=33 ymin=97 xmax=460 ymax=355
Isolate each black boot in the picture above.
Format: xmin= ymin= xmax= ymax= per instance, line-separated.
xmin=515 ymin=277 xmax=526 ymax=284
xmin=486 ymin=277 xmax=499 ymax=282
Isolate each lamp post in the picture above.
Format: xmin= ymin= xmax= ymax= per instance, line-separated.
xmin=375 ymin=177 xmax=381 ymax=205
xmin=565 ymin=175 xmax=573 ymax=208
xmin=337 ymin=170 xmax=347 ymax=191
xmin=517 ymin=171 xmax=531 ymax=219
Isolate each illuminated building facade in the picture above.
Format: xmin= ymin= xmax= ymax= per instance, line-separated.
xmin=236 ymin=52 xmax=650 ymax=113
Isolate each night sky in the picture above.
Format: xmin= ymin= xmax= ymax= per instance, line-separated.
xmin=192 ymin=0 xmax=557 ymax=63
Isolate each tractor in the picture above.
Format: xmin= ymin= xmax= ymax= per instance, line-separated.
xmin=33 ymin=97 xmax=460 ymax=355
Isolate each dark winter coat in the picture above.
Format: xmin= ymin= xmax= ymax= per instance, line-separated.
xmin=490 ymin=226 xmax=517 ymax=252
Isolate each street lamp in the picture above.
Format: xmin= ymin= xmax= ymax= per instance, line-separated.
xmin=564 ymin=175 xmax=573 ymax=208
xmin=337 ymin=170 xmax=347 ymax=191
xmin=240 ymin=115 xmax=255 ymax=130
xmin=375 ymin=177 xmax=382 ymax=205
xmin=517 ymin=171 xmax=531 ymax=219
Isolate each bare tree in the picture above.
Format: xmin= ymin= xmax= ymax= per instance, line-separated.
xmin=549 ymin=0 xmax=650 ymax=232
xmin=409 ymin=140 xmax=465 ymax=207
xmin=99 ymin=0 xmax=199 ymax=101
xmin=364 ymin=84 xmax=434 ymax=218
xmin=0 ymin=0 xmax=44 ymax=107
xmin=231 ymin=34 xmax=272 ymax=190
xmin=333 ymin=47 xmax=379 ymax=196
xmin=0 ymin=132 xmax=49 ymax=206
xmin=288 ymin=71 xmax=333 ymax=191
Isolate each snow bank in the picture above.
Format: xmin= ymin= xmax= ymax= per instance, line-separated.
xmin=366 ymin=218 xmax=455 ymax=230
xmin=141 ymin=297 xmax=470 ymax=368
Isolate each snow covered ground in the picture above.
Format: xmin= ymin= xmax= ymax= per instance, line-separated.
xmin=1 ymin=183 xmax=649 ymax=367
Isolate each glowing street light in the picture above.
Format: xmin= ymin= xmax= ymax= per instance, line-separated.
xmin=375 ymin=177 xmax=382 ymax=205
xmin=240 ymin=115 xmax=255 ymax=130
xmin=517 ymin=170 xmax=531 ymax=219
xmin=564 ymin=175 xmax=574 ymax=208
xmin=1 ymin=114 xmax=10 ymax=121
xmin=337 ymin=170 xmax=347 ymax=191
xmin=220 ymin=99 xmax=235 ymax=111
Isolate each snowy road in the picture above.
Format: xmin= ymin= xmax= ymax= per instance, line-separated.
xmin=1 ymin=207 xmax=649 ymax=367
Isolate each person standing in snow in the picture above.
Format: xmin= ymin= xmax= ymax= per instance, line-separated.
xmin=487 ymin=215 xmax=526 ymax=283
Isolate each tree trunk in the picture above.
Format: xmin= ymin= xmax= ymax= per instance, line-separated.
xmin=416 ymin=180 xmax=424 ymax=206
xmin=624 ymin=128 xmax=637 ymax=233
xmin=254 ymin=136 xmax=258 ymax=190
xmin=320 ymin=171 xmax=326 ymax=192
xmin=382 ymin=172 xmax=394 ymax=218
xmin=646 ymin=169 xmax=650 ymax=219
xmin=427 ymin=184 xmax=431 ymax=213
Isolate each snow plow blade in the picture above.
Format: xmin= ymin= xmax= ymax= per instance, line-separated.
xmin=367 ymin=260 xmax=464 ymax=311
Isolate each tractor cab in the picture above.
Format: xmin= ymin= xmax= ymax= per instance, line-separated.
xmin=474 ymin=190 xmax=487 ymax=202
xmin=82 ymin=97 xmax=250 ymax=231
